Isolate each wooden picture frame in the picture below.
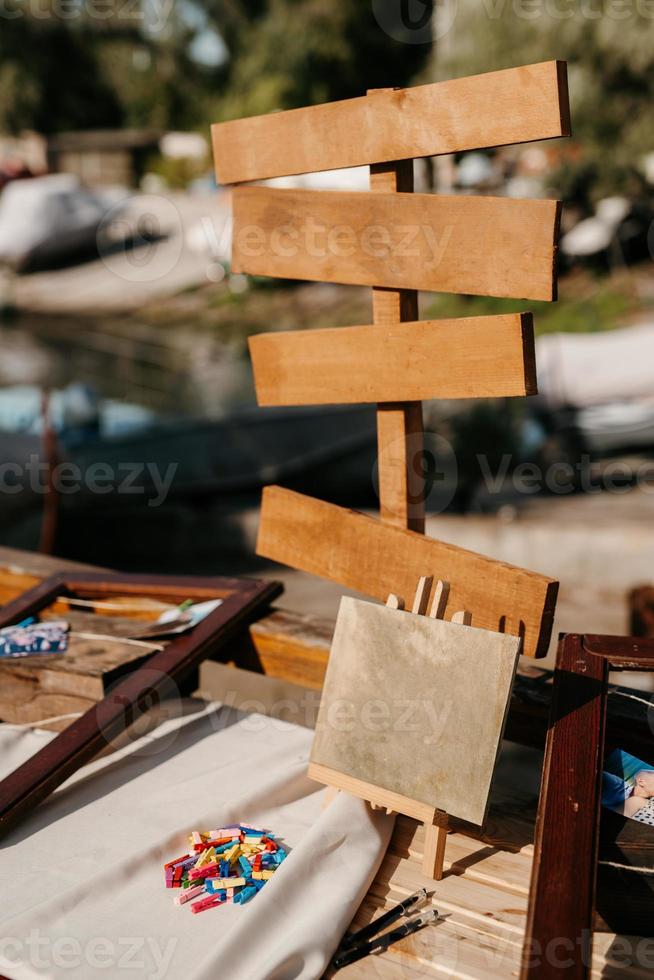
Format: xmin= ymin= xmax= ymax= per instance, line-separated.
xmin=0 ymin=572 xmax=282 ymax=840
xmin=521 ymin=632 xmax=654 ymax=979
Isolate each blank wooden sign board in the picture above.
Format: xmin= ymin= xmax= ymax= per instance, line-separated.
xmin=310 ymin=596 xmax=521 ymax=826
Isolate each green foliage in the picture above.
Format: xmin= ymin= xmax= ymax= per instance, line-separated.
xmin=0 ymin=0 xmax=433 ymax=142
xmin=210 ymin=0 xmax=434 ymax=120
xmin=97 ymin=38 xmax=212 ymax=130
xmin=0 ymin=4 xmax=213 ymax=134
xmin=422 ymin=273 xmax=641 ymax=336
xmin=0 ymin=16 xmax=124 ymax=133
xmin=144 ymin=151 xmax=209 ymax=188
xmin=429 ymin=0 xmax=654 ymax=208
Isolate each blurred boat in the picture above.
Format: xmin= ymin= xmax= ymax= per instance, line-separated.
xmin=0 ymin=174 xmax=127 ymax=272
xmin=561 ymin=197 xmax=653 ymax=267
xmin=536 ymin=323 xmax=654 ymax=454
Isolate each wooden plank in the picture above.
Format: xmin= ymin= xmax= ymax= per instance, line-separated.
xmin=422 ymin=814 xmax=448 ymax=880
xmin=370 ymin=156 xmax=424 ymax=534
xmin=377 ymin=402 xmax=425 ymax=532
xmin=309 ymin=760 xmax=436 ymax=823
xmin=0 ymin=610 xmax=160 ymax=729
xmin=232 ymin=187 xmax=561 ymax=301
xmin=212 ymin=60 xmax=570 ymax=184
xmin=257 ymin=486 xmax=558 ymax=659
xmin=583 ymin=632 xmax=654 ymax=669
xmin=249 ymin=313 xmax=537 ymax=405
xmin=521 ymin=635 xmax=608 ymax=980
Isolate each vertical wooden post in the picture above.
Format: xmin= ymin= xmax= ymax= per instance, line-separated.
xmin=368 ymin=100 xmax=425 ymax=534
xmin=521 ymin=634 xmax=608 ymax=979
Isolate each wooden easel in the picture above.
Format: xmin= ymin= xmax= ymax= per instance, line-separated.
xmin=312 ymin=574 xmax=473 ymax=882
xmin=387 ymin=575 xmax=470 ymax=881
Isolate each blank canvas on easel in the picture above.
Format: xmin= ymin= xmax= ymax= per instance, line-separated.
xmin=310 ymin=597 xmax=521 ymax=826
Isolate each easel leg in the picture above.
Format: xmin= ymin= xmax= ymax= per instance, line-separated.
xmin=322 ymin=785 xmax=339 ymax=810
xmin=422 ymin=813 xmax=449 ymax=880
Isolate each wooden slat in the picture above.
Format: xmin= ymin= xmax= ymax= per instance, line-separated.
xmin=212 ymin=60 xmax=570 ymax=184
xmin=521 ymin=635 xmax=608 ymax=979
xmin=256 ymin=486 xmax=558 ymax=658
xmin=377 ymin=403 xmax=425 ymax=532
xmin=232 ymin=187 xmax=561 ymax=301
xmin=370 ymin=156 xmax=424 ymax=533
xmin=249 ymin=313 xmax=536 ymax=405
xmin=309 ymin=761 xmax=436 ymax=823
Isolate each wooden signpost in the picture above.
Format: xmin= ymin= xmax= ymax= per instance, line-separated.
xmin=213 ymin=58 xmax=569 ymax=661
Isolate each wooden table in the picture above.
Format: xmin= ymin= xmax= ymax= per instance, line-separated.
xmin=0 ymin=547 xmax=649 ymax=979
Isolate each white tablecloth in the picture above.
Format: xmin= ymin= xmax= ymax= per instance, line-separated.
xmin=0 ymin=701 xmax=394 ymax=980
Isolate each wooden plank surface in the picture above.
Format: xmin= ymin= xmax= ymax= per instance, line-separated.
xmin=249 ymin=313 xmax=537 ymax=405
xmin=256 ymin=486 xmax=558 ymax=658
xmin=212 ymin=60 xmax=570 ymax=184
xmin=232 ymin=187 xmax=561 ymax=301
xmin=370 ymin=156 xmax=424 ymax=533
xmin=338 ymin=798 xmax=647 ymax=979
xmin=310 ymin=761 xmax=436 ymax=823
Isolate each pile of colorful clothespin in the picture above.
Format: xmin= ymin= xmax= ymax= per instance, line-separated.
xmin=164 ymin=824 xmax=286 ymax=914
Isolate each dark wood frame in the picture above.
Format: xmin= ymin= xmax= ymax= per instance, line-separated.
xmin=0 ymin=572 xmax=282 ymax=840
xmin=521 ymin=632 xmax=654 ymax=979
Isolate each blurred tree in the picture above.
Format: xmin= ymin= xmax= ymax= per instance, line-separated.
xmin=428 ymin=0 xmax=654 ymax=208
xmin=0 ymin=1 xmax=211 ymax=134
xmin=0 ymin=0 xmax=434 ymax=135
xmin=0 ymin=16 xmax=124 ymax=133
xmin=207 ymin=0 xmax=434 ymax=119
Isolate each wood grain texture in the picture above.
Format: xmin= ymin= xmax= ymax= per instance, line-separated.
xmin=370 ymin=156 xmax=424 ymax=534
xmin=345 ymin=811 xmax=639 ymax=980
xmin=231 ymin=186 xmax=561 ymax=301
xmin=309 ymin=761 xmax=437 ymax=823
xmin=256 ymin=486 xmax=558 ymax=659
xmin=583 ymin=633 xmax=654 ymax=668
xmin=249 ymin=313 xmax=537 ymax=405
xmin=422 ymin=816 xmax=449 ymax=881
xmin=377 ymin=402 xmax=425 ymax=533
xmin=212 ymin=61 xmax=570 ymax=184
xmin=521 ymin=635 xmax=608 ymax=980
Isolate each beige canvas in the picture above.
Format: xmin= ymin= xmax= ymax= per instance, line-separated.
xmin=310 ymin=596 xmax=522 ymax=826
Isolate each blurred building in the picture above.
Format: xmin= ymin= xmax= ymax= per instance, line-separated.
xmin=46 ymin=130 xmax=161 ymax=187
